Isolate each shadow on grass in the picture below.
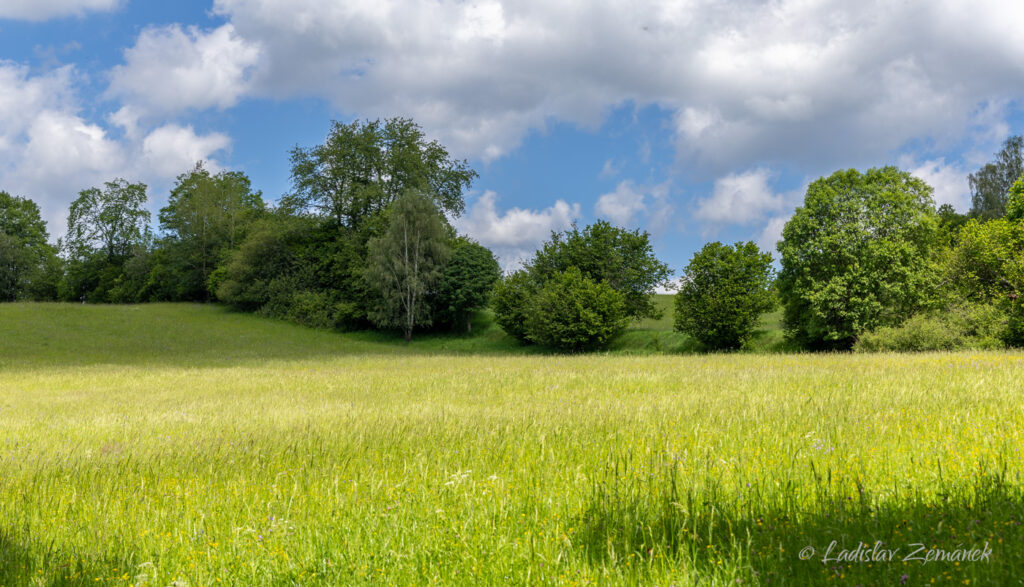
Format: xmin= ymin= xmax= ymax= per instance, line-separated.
xmin=0 ymin=530 xmax=144 ymax=586
xmin=573 ymin=457 xmax=1024 ymax=583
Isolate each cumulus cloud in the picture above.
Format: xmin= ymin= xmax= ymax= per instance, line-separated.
xmin=141 ymin=125 xmax=231 ymax=178
xmin=205 ymin=0 xmax=1024 ymax=170
xmin=108 ymin=24 xmax=260 ymax=118
xmin=454 ymin=191 xmax=580 ymax=270
xmin=0 ymin=0 xmax=119 ymax=21
xmin=595 ymin=181 xmax=647 ymax=227
xmin=757 ymin=216 xmax=790 ymax=256
xmin=695 ymin=169 xmax=787 ymax=225
xmin=594 ymin=179 xmax=677 ymax=233
xmin=903 ymin=156 xmax=971 ymax=211
xmin=0 ymin=63 xmax=234 ymax=237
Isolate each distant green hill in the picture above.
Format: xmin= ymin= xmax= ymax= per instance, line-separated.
xmin=0 ymin=299 xmax=786 ymax=369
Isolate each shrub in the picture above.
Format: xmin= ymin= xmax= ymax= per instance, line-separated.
xmin=855 ymin=303 xmax=1006 ymax=352
xmin=523 ymin=267 xmax=628 ymax=352
xmin=674 ymin=241 xmax=775 ymax=350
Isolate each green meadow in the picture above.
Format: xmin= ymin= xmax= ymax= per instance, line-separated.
xmin=1 ymin=303 xmax=1023 ymax=585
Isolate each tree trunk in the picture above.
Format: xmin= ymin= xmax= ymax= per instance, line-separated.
xmin=466 ymin=313 xmax=472 ymax=334
xmin=404 ymin=328 xmax=412 ymax=343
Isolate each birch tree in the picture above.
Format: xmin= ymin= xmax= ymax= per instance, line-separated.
xmin=365 ymin=190 xmax=450 ymax=341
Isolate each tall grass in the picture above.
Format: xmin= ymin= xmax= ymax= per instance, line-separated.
xmin=1 ymin=304 xmax=1022 ymax=584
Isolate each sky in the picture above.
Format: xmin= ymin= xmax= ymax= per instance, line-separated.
xmin=1 ymin=0 xmax=1023 ymax=281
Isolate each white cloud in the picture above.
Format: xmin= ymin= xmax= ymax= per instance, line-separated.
xmin=141 ymin=125 xmax=231 ymax=178
xmin=594 ymin=179 xmax=677 ymax=233
xmin=695 ymin=169 xmax=785 ymax=225
xmin=0 ymin=0 xmax=119 ymax=21
xmin=757 ymin=216 xmax=789 ymax=255
xmin=108 ymin=24 xmax=261 ymax=117
xmin=598 ymin=158 xmax=621 ymax=180
xmin=207 ymin=0 xmax=1024 ymax=170
xmin=0 ymin=63 xmax=233 ymax=238
xmin=595 ymin=181 xmax=646 ymax=227
xmin=903 ymin=156 xmax=971 ymax=211
xmin=454 ymin=190 xmax=580 ymax=270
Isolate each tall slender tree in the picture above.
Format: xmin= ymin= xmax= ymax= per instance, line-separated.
xmin=365 ymin=190 xmax=451 ymax=341
xmin=969 ymin=135 xmax=1023 ymax=220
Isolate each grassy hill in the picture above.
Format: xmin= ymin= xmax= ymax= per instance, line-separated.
xmin=3 ymin=303 xmax=1021 ymax=585
xmin=0 ymin=297 xmax=786 ymax=369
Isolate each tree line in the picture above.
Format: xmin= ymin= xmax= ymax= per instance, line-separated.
xmin=2 ymin=119 xmax=1023 ymax=353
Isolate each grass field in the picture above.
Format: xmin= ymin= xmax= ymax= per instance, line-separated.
xmin=2 ymin=303 xmax=1023 ymax=585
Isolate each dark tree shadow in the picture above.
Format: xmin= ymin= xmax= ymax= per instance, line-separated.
xmin=0 ymin=530 xmax=143 ymax=586
xmin=573 ymin=459 xmax=1024 ymax=584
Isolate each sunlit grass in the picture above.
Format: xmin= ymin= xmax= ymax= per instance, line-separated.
xmin=1 ymin=304 xmax=1022 ymax=584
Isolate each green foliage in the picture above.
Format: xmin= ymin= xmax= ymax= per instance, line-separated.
xmin=156 ymin=162 xmax=265 ymax=300
xmin=59 ymin=179 xmax=152 ymax=303
xmin=1005 ymin=175 xmax=1024 ymax=222
xmin=528 ymin=220 xmax=671 ymax=320
xmin=777 ymin=167 xmax=942 ymax=350
xmin=937 ymin=203 xmax=971 ymax=247
xmin=214 ymin=213 xmax=312 ymax=312
xmin=855 ymin=303 xmax=1006 ymax=352
xmin=523 ymin=267 xmax=628 ymax=352
xmin=433 ymin=238 xmax=501 ymax=332
xmin=969 ymin=135 xmax=1023 ymax=221
xmin=0 ymin=192 xmax=58 ymax=301
xmin=492 ymin=270 xmax=534 ymax=343
xmin=283 ymin=118 xmax=476 ymax=229
xmin=365 ymin=191 xmax=451 ymax=341
xmin=674 ymin=241 xmax=775 ymax=350
xmin=63 ymin=179 xmax=149 ymax=261
xmin=947 ymin=218 xmax=1024 ymax=304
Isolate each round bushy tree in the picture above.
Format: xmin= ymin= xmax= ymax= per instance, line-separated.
xmin=674 ymin=241 xmax=774 ymax=350
xmin=523 ymin=267 xmax=628 ymax=352
xmin=433 ymin=239 xmax=501 ymax=333
xmin=777 ymin=167 xmax=942 ymax=349
xmin=492 ymin=270 xmax=534 ymax=343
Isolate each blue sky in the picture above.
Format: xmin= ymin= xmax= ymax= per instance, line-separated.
xmin=2 ymin=0 xmax=1023 ymax=281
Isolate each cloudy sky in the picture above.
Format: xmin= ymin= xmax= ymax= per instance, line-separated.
xmin=2 ymin=0 xmax=1023 ymax=277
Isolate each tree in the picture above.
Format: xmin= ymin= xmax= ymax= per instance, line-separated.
xmin=946 ymin=216 xmax=1024 ymax=346
xmin=283 ymin=118 xmax=477 ymax=230
xmin=157 ymin=162 xmax=265 ymax=300
xmin=527 ymin=220 xmax=671 ymax=320
xmin=969 ymin=135 xmax=1023 ymax=221
xmin=1005 ymin=175 xmax=1024 ymax=222
xmin=777 ymin=167 xmax=942 ymax=350
xmin=523 ymin=267 xmax=628 ymax=352
xmin=674 ymin=241 xmax=775 ymax=350
xmin=433 ymin=238 xmax=501 ymax=333
xmin=64 ymin=179 xmax=150 ymax=262
xmin=492 ymin=270 xmax=534 ymax=343
xmin=365 ymin=190 xmax=451 ymax=341
xmin=0 ymin=191 xmax=58 ymax=301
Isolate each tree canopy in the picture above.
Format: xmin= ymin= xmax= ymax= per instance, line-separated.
xmin=365 ymin=190 xmax=451 ymax=341
xmin=527 ymin=220 xmax=671 ymax=320
xmin=674 ymin=241 xmax=775 ymax=350
xmin=969 ymin=135 xmax=1023 ymax=221
xmin=283 ymin=118 xmax=476 ymax=230
xmin=777 ymin=167 xmax=942 ymax=349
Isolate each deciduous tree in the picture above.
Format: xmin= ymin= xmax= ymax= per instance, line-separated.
xmin=365 ymin=190 xmax=451 ymax=341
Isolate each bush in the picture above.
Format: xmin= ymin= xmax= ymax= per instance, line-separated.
xmin=674 ymin=241 xmax=774 ymax=350
xmin=855 ymin=303 xmax=1006 ymax=352
xmin=523 ymin=267 xmax=628 ymax=352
